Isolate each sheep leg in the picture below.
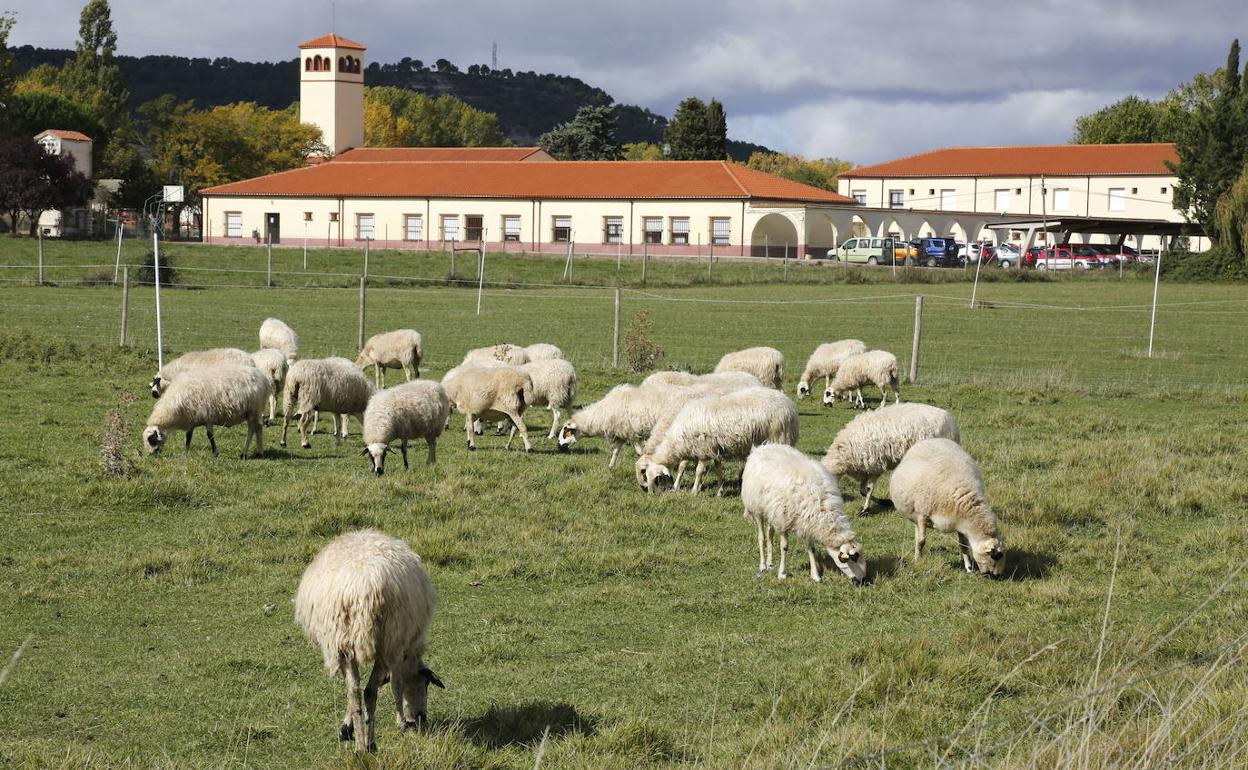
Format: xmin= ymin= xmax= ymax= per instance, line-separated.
xmin=464 ymin=414 xmax=476 ymax=450
xmin=777 ymin=531 xmax=789 ymax=579
xmin=361 ymin=662 xmax=385 ymax=753
xmin=672 ymin=460 xmax=688 ymax=491
xmin=391 ymin=670 xmax=406 ymax=729
xmin=297 ymin=411 xmax=314 ymax=449
xmin=267 ymin=393 xmax=276 ymax=425
xmin=425 ymin=436 xmax=437 ymax=465
xmin=240 ymin=417 xmax=260 ymax=459
xmin=206 ymin=426 xmax=218 ymax=458
xmin=957 ymin=532 xmax=976 ymax=573
xmin=341 ymin=655 xmax=367 ymax=751
xmin=766 ymin=524 xmax=774 ymax=568
xmin=754 ymin=514 xmax=770 ymax=575
xmin=506 ymin=423 xmax=517 ymax=449
xmin=400 ymin=439 xmax=409 ymax=470
xmin=878 ymin=383 xmax=888 ymax=409
xmin=403 ymin=363 xmax=414 ymax=382
xmin=714 ymin=459 xmax=726 ymax=497
xmin=608 ymin=443 xmax=621 ymax=467
xmin=280 ymin=411 xmax=290 ymax=447
xmin=860 ymin=479 xmax=875 ymax=514
xmin=808 ymin=546 xmax=822 ymax=582
xmin=914 ymin=518 xmax=927 ymax=562
xmin=691 ymin=462 xmax=705 ymax=494
xmin=546 ymin=408 xmax=560 ymax=440
xmin=504 ymin=410 xmax=531 ymax=452
xmin=332 ymin=414 xmax=343 ymax=446
xmin=311 ymin=410 xmax=321 ymax=435
xmin=184 ymin=427 xmax=194 ymax=451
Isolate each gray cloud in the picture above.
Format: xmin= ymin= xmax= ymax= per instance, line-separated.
xmin=7 ymin=0 xmax=1239 ymax=162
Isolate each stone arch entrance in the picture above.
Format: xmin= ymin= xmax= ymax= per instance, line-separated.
xmin=751 ymin=213 xmax=801 ymax=258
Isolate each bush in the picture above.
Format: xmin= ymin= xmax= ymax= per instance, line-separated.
xmin=622 ymin=309 xmax=664 ymax=373
xmin=135 ymin=251 xmax=181 ymax=287
xmin=1159 ymin=245 xmax=1248 ymax=281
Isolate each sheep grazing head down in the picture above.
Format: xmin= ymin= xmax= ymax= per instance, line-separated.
xmin=829 ymin=542 xmax=867 ymax=585
xmin=634 ymin=455 xmax=652 ymax=491
xmin=362 ymin=444 xmax=391 ymax=475
xmin=797 ymin=380 xmax=812 ymax=399
xmin=970 ymin=535 xmax=1006 ymax=577
xmin=142 ymin=426 xmax=167 ymax=454
xmin=556 ymin=422 xmax=578 ymax=452
xmin=403 ymin=663 xmax=446 ymax=730
xmin=822 ymin=387 xmax=841 ymax=407
xmin=149 ymin=376 xmax=164 ymax=398
xmin=644 ymin=462 xmax=673 ymax=493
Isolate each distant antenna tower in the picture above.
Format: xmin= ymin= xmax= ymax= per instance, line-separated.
xmin=492 ymin=42 xmax=498 ymax=70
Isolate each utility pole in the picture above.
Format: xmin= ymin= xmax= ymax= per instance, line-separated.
xmin=1040 ymin=175 xmax=1048 ymax=251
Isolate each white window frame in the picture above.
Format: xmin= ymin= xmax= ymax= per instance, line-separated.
xmin=1108 ymin=188 xmax=1126 ymax=212
xmin=603 ymin=216 xmax=624 ymax=245
xmin=888 ymin=189 xmax=904 ymax=208
xmin=993 ymin=189 xmax=1012 ymax=212
xmin=441 ymin=214 xmax=459 ymax=242
xmin=552 ymin=216 xmax=572 ymax=243
xmin=671 ymin=217 xmax=690 ymax=245
xmin=1053 ymin=188 xmax=1070 ymax=212
xmin=851 ymin=189 xmax=867 ymax=205
xmin=939 ymin=189 xmax=956 ymax=211
xmin=225 ymin=211 xmax=242 ymax=238
xmin=404 ymin=214 xmax=423 ymax=241
xmin=356 ymin=213 xmax=375 ymax=241
xmin=643 ymin=216 xmax=663 ymax=244
xmin=710 ymin=217 xmax=731 ymax=246
xmin=502 ymin=215 xmax=521 ymax=242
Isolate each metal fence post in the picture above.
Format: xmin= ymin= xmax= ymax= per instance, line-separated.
xmin=37 ymin=228 xmax=44 ymax=285
xmin=266 ymin=233 xmax=273 ymax=287
xmin=476 ymin=248 xmax=485 ymax=316
xmin=358 ymin=275 xmax=367 ymax=351
xmin=641 ymin=244 xmax=649 ymax=287
xmin=612 ymin=287 xmax=621 ymax=368
xmin=119 ymin=266 xmax=129 ymax=347
xmin=909 ymin=295 xmax=923 ymax=384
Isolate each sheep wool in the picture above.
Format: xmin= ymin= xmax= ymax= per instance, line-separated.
xmin=797 ymin=339 xmax=867 ymax=399
xmin=150 ymin=347 xmax=254 ymax=397
xmin=646 ymin=386 xmax=799 ymax=495
xmin=143 ymin=364 xmax=269 ymax=459
xmin=557 ymin=381 xmax=695 ymax=467
xmin=441 ymin=362 xmax=535 ymax=451
xmin=741 ymin=444 xmax=866 ymax=583
xmin=713 ymin=346 xmax=785 ymax=389
xmin=463 ymin=343 xmax=529 ymax=366
xmin=294 ymin=530 xmax=441 ymax=752
xmin=362 ymin=380 xmax=450 ymax=473
xmin=523 ymin=343 xmax=565 ymax=361
xmin=821 ymin=402 xmax=961 ymax=513
xmin=259 ymin=318 xmax=300 ymax=363
xmin=281 ymin=357 xmax=376 ymax=449
xmin=518 ymin=358 xmax=578 ymax=439
xmin=890 ymin=438 xmax=1005 ymax=576
xmin=356 ymin=329 xmax=424 ymax=387
xmin=251 ymin=348 xmax=288 ymax=423
xmin=824 ymin=350 xmax=901 ymax=409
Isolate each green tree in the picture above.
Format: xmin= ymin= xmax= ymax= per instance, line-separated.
xmin=1072 ymin=96 xmax=1165 ymax=144
xmin=622 ymin=142 xmax=666 ymax=160
xmin=1215 ymin=162 xmax=1248 ymax=260
xmin=744 ymin=152 xmax=853 ymax=191
xmin=0 ymin=13 xmax=16 ymax=122
xmin=363 ymin=87 xmax=508 ymax=147
xmin=538 ymin=105 xmax=621 ymax=160
xmin=664 ymin=97 xmax=728 ymax=160
xmin=1170 ymin=39 xmax=1248 ymax=242
xmin=58 ymin=0 xmax=135 ymax=177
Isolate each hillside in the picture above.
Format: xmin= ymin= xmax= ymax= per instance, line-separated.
xmin=10 ymin=45 xmax=770 ymax=159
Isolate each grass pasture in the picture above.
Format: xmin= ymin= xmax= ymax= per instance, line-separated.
xmin=0 ymin=241 xmax=1246 ymax=769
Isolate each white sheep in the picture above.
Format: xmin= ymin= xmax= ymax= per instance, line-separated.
xmin=281 ymin=357 xmax=376 ymax=449
xmin=890 ymin=438 xmax=1005 ymax=576
xmin=642 ymin=370 xmax=762 ymax=389
xmin=441 ymin=362 xmax=534 ymax=452
xmin=463 ymin=343 xmax=529 ymax=366
xmin=518 ymin=358 xmax=578 ymax=439
xmin=142 ymin=364 xmax=268 ymax=459
xmin=821 ymin=402 xmax=961 ymax=513
xmin=149 ymin=347 xmax=254 ymax=397
xmin=556 ymin=381 xmax=693 ymax=467
xmin=645 ymin=386 xmax=800 ymax=496
xmin=259 ymin=318 xmax=299 ymax=364
xmin=741 ymin=444 xmax=867 ymax=583
xmin=823 ymin=350 xmax=901 ymax=409
xmin=797 ymin=339 xmax=867 ymax=399
xmin=713 ymin=346 xmax=785 ymax=390
xmin=294 ymin=529 xmax=443 ymax=753
xmin=356 ymin=329 xmax=424 ymax=387
xmin=523 ymin=343 xmax=565 ymax=361
xmin=251 ymin=348 xmax=288 ymax=424
xmin=362 ymin=380 xmax=450 ymax=474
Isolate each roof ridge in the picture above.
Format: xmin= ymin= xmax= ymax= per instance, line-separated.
xmin=719 ymin=161 xmax=750 ymax=197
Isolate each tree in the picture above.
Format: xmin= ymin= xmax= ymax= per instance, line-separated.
xmin=1170 ymin=39 xmax=1248 ymax=242
xmin=1215 ymin=163 xmax=1248 ymax=261
xmin=664 ymin=97 xmax=729 ymax=160
xmin=622 ymin=142 xmax=666 ymax=160
xmin=1072 ymin=96 xmax=1166 ymax=144
xmin=0 ymin=136 xmax=94 ymax=235
xmin=363 ymin=87 xmax=508 ymax=147
xmin=0 ymin=13 xmax=15 ymax=117
xmin=58 ymin=0 xmax=134 ymax=177
xmin=745 ymin=152 xmax=853 ymax=191
xmin=538 ymin=105 xmax=621 ymax=160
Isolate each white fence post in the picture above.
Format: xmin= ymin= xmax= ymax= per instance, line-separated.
xmin=909 ymin=295 xmax=923 ymax=384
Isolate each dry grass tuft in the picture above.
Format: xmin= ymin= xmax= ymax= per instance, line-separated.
xmin=99 ymin=392 xmax=140 ymax=479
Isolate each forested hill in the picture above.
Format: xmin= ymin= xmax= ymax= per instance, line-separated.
xmin=11 ymin=46 xmax=770 ymax=159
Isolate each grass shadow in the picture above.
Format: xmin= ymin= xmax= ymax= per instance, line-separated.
xmin=866 ymin=554 xmax=901 ymax=584
xmin=1002 ymin=548 xmax=1058 ymax=582
xmin=461 ymin=701 xmax=596 ymax=749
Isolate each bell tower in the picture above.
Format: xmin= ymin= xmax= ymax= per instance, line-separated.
xmin=299 ymin=33 xmax=365 ymax=155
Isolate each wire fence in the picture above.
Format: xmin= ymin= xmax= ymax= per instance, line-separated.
xmin=2 ymin=261 xmax=1247 ymax=395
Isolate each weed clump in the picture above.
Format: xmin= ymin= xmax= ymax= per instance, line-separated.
xmin=622 ymin=309 xmax=664 ymax=373
xmin=99 ymin=393 xmax=140 ymax=479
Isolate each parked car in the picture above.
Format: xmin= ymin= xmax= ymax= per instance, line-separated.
xmin=991 ymin=243 xmax=1022 ymax=269
xmin=1033 ymin=245 xmax=1102 ymax=270
xmin=909 ymin=237 xmax=964 ymax=267
xmin=829 ymin=237 xmax=914 ymax=265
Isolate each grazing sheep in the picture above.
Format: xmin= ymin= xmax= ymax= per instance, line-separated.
xmin=281 ymin=358 xmax=376 ymax=449
xmin=251 ymin=348 xmax=288 ymax=424
xmin=645 ymin=387 xmax=800 ymax=496
xmin=823 ymin=350 xmax=900 ymax=409
xmin=642 ymin=370 xmax=763 ymax=389
xmin=557 ymin=381 xmax=694 ymax=467
xmin=642 ymin=370 xmax=699 ymax=388
xmin=821 ymin=402 xmax=961 ymax=513
xmin=890 ymin=438 xmax=1005 ymax=576
xmin=149 ymin=347 xmax=254 ymax=398
xmin=441 ymin=363 xmax=534 ymax=451
xmin=741 ymin=444 xmax=867 ymax=584
xmin=142 ymin=364 xmax=268 ymax=459
xmin=259 ymin=318 xmax=299 ymax=364
xmin=357 ymin=329 xmax=424 ymax=387
xmin=362 ymin=381 xmax=450 ymax=474
xmin=523 ymin=343 xmax=565 ymax=361
xmin=294 ymin=530 xmax=442 ymax=753
xmin=518 ymin=359 xmax=578 ymax=439
xmin=713 ymin=346 xmax=785 ymax=389
xmin=463 ymin=343 xmax=529 ymax=366
xmin=797 ymin=339 xmax=867 ymax=399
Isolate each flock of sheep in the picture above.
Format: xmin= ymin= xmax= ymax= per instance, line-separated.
xmin=137 ymin=318 xmax=1005 ymax=753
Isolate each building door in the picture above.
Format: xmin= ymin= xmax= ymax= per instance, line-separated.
xmin=266 ymin=213 xmax=280 ymax=244
xmin=465 ymin=215 xmax=484 ymax=242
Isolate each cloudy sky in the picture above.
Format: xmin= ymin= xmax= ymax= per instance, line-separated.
xmin=7 ymin=0 xmax=1241 ymax=163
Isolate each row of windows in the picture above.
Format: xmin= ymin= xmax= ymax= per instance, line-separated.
xmin=227 ymin=212 xmax=734 ymax=245
xmin=865 ymin=186 xmax=1167 ymax=213
xmin=304 ymin=55 xmax=362 ymax=73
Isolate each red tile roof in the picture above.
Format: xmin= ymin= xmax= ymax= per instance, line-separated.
xmin=841 ymin=143 xmax=1178 ymax=179
xmin=299 ymin=34 xmax=365 ymax=50
xmin=36 ymin=129 xmax=92 ymax=142
xmin=334 ymin=147 xmax=553 ymax=162
xmin=202 ymin=160 xmax=854 ymax=203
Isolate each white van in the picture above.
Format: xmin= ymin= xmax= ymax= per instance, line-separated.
xmin=829 ymin=237 xmax=894 ymax=265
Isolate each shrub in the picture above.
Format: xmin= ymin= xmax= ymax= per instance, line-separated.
xmin=135 ymin=251 xmax=181 ymax=287
xmin=1160 ymin=245 xmax=1248 ymax=281
xmin=622 ymin=309 xmax=664 ymax=373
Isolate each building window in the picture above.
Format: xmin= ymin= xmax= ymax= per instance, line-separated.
xmin=1053 ymin=188 xmax=1070 ymax=212
xmin=552 ymin=216 xmax=572 ymax=243
xmin=851 ymin=190 xmax=867 ymax=205
xmin=404 ymin=214 xmax=423 ymax=241
xmin=1160 ymin=186 xmax=1168 ymax=194
xmin=603 ymin=216 xmax=623 ymax=244
xmin=909 ymin=189 xmax=915 ymax=195
xmin=670 ymin=217 xmax=690 ymax=245
xmin=643 ymin=217 xmax=663 ymax=244
xmin=888 ymin=189 xmax=904 ymax=208
xmin=503 ymin=215 xmax=521 ymax=241
xmin=329 ymin=212 xmax=339 ymax=222
xmin=993 ymin=189 xmax=1012 ymax=212
xmin=225 ymin=212 xmax=242 ymax=238
xmin=305 ymin=57 xmax=313 ymax=71
xmin=465 ymin=215 xmax=484 ymax=241
xmin=356 ymin=213 xmax=375 ymax=240
xmin=939 ymin=189 xmax=956 ymax=211
xmin=710 ymin=217 xmax=731 ymax=246
xmin=1108 ymin=188 xmax=1126 ymax=212
xmin=441 ymin=214 xmax=459 ymax=241
xmin=303 ymin=211 xmax=313 ymax=222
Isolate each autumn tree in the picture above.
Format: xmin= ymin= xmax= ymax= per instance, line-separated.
xmin=745 ymin=152 xmax=852 ymax=192
xmin=364 ymin=87 xmax=508 ymax=147
xmin=538 ymin=105 xmax=621 ymax=160
xmin=0 ymin=136 xmax=95 ymax=235
xmin=622 ymin=142 xmax=666 ymax=160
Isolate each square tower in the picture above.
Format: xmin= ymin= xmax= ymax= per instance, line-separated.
xmin=299 ymin=34 xmax=366 ymax=155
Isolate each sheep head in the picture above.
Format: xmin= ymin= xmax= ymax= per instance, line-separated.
xmin=363 ymin=444 xmax=390 ymax=475
xmin=400 ymin=659 xmax=445 ymax=732
xmin=644 ymin=462 xmax=673 ymax=493
xmin=142 ymin=426 xmax=166 ymax=454
xmin=797 ymin=380 xmax=811 ymax=399
xmin=828 ymin=542 xmax=867 ymax=585
xmin=971 ymin=535 xmax=1006 ymax=577
xmin=149 ymin=376 xmax=164 ymax=398
xmin=556 ymin=422 xmax=578 ymax=451
xmin=822 ymin=387 xmax=840 ymax=407
xmin=634 ymin=454 xmax=652 ymax=491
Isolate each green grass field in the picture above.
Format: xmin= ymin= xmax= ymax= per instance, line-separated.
xmin=0 ymin=240 xmax=1245 ymax=769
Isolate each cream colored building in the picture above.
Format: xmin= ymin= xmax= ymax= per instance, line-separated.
xmin=35 ymin=129 xmax=94 ymax=236
xmin=299 ymin=34 xmax=365 ymax=155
